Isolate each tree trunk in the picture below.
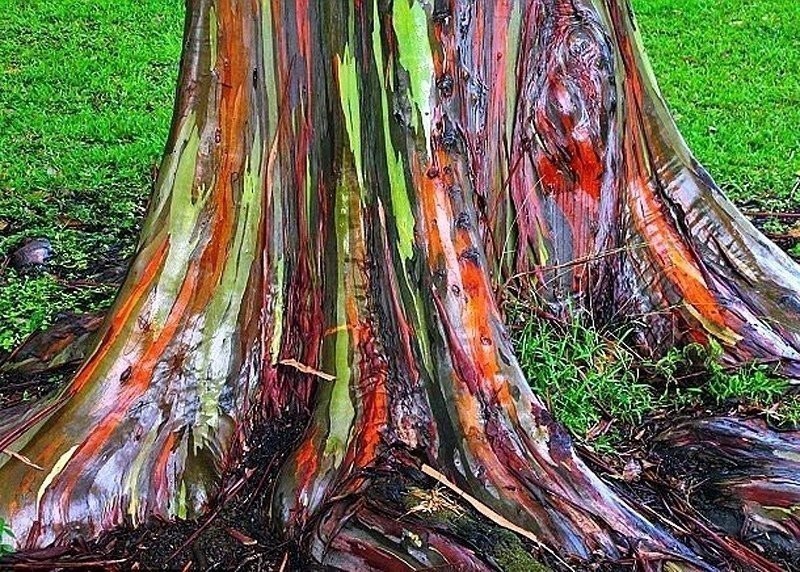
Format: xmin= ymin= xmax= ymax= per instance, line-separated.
xmin=1 ymin=0 xmax=798 ymax=569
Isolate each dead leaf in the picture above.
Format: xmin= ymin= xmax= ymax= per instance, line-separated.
xmin=57 ymin=216 xmax=85 ymax=229
xmin=227 ymin=528 xmax=257 ymax=546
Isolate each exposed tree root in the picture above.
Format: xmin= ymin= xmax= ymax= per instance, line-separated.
xmin=0 ymin=313 xmax=102 ymax=378
xmin=657 ymin=417 xmax=800 ymax=568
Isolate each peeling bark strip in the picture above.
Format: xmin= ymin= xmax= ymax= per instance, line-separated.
xmin=0 ymin=0 xmax=798 ymax=570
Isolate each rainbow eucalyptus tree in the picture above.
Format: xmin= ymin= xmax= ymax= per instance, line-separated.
xmin=1 ymin=0 xmax=799 ymax=569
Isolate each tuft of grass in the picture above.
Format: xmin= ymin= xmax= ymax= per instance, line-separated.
xmin=771 ymin=395 xmax=800 ymax=428
xmin=511 ymin=309 xmax=798 ymax=447
xmin=514 ymin=311 xmax=655 ymax=438
xmin=0 ymin=517 xmax=13 ymax=556
xmin=704 ymin=341 xmax=789 ymax=404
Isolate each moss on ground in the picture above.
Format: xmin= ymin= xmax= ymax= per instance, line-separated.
xmin=402 ymin=486 xmax=553 ymax=571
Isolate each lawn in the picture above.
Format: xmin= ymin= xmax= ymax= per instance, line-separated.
xmin=633 ymin=0 xmax=800 ymax=210
xmin=0 ymin=0 xmax=184 ymax=351
xmin=0 ymin=0 xmax=797 ymax=397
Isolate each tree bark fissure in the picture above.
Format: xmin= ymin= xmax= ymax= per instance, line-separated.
xmin=0 ymin=0 xmax=798 ymax=570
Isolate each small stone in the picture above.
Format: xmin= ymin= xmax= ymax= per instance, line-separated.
xmin=10 ymin=238 xmax=53 ymax=269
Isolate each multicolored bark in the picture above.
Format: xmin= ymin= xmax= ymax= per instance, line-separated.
xmin=0 ymin=0 xmax=798 ymax=570
xmin=470 ymin=0 xmax=800 ymax=372
xmin=0 ymin=0 xmax=283 ymax=546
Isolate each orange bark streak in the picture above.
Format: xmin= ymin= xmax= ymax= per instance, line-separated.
xmin=52 ymin=265 xmax=201 ymax=504
xmin=630 ymin=175 xmax=728 ymax=330
xmin=153 ymin=430 xmax=179 ymax=508
xmin=69 ymin=238 xmax=169 ymax=395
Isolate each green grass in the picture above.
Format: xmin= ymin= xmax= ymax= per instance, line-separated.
xmin=0 ymin=516 xmax=12 ymax=556
xmin=633 ymin=0 xmax=800 ymax=210
xmin=512 ymin=310 xmax=799 ymax=449
xmin=703 ymin=341 xmax=788 ymax=403
xmin=514 ymin=312 xmax=655 ymax=438
xmin=0 ymin=0 xmax=184 ymax=350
